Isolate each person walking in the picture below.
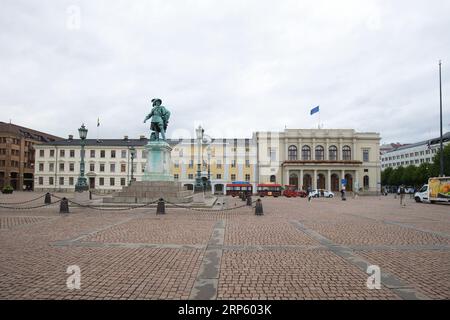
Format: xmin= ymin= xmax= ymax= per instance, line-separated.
xmin=399 ymin=185 xmax=406 ymax=207
xmin=341 ymin=187 xmax=346 ymax=201
xmin=307 ymin=186 xmax=312 ymax=202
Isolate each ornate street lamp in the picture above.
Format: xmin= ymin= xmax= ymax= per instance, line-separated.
xmin=130 ymin=146 xmax=136 ymax=185
xmin=206 ymin=146 xmax=212 ymax=192
xmin=194 ymin=126 xmax=204 ymax=192
xmin=75 ymin=124 xmax=89 ymax=192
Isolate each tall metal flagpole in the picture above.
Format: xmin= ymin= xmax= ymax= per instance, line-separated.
xmin=439 ymin=61 xmax=444 ymax=176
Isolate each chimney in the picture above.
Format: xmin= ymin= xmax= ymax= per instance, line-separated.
xmin=68 ymin=135 xmax=73 ymax=140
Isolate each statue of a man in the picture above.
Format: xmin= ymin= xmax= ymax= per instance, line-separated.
xmin=143 ymin=98 xmax=171 ymax=141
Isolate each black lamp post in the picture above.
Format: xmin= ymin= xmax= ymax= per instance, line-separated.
xmin=130 ymin=146 xmax=136 ymax=185
xmin=194 ymin=126 xmax=204 ymax=192
xmin=75 ymin=124 xmax=89 ymax=192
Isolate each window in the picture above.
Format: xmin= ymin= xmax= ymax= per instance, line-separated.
xmin=60 ymin=150 xmax=65 ymax=157
xmin=179 ymin=149 xmax=183 ymax=157
xmin=188 ymin=174 xmax=194 ymax=179
xmin=70 ymin=150 xmax=75 ymax=157
xmin=69 ymin=163 xmax=74 ymax=172
xmin=121 ymin=164 xmax=126 ymax=172
xmin=49 ymin=177 xmax=54 ymax=185
xmin=141 ymin=164 xmax=145 ymax=173
xmin=90 ymin=150 xmax=95 ymax=158
xmin=288 ymin=145 xmax=297 ymax=160
xmin=328 ymin=146 xmax=337 ymax=161
xmin=245 ymin=174 xmax=251 ymax=181
xmin=59 ymin=177 xmax=64 ymax=186
xmin=120 ymin=178 xmax=126 ymax=186
xmin=216 ymin=174 xmax=222 ymax=179
xmin=270 ymin=175 xmax=276 ymax=183
xmin=99 ymin=178 xmax=104 ymax=186
xmin=39 ymin=163 xmax=44 ymax=171
xmin=174 ymin=174 xmax=179 ymax=180
xmin=110 ymin=178 xmax=115 ymax=186
xmin=301 ymin=145 xmax=311 ymax=160
xmin=69 ymin=177 xmax=74 ymax=186
xmin=100 ymin=150 xmax=105 ymax=158
xmin=110 ymin=163 xmax=115 ymax=172
xmin=100 ymin=164 xmax=105 ymax=172
xmin=50 ymin=150 xmax=55 ymax=157
xmin=342 ymin=146 xmax=351 ymax=160
xmin=121 ymin=150 xmax=127 ymax=158
xmin=231 ymin=174 xmax=236 ymax=181
xmin=59 ymin=163 xmax=64 ymax=171
xmin=363 ymin=149 xmax=370 ymax=162
xmin=39 ymin=150 xmax=45 ymax=157
xmin=189 ymin=160 xmax=194 ymax=168
xmin=231 ymin=160 xmax=236 ymax=168
xmin=245 ymin=159 xmax=250 ymax=167
xmin=216 ymin=160 xmax=222 ymax=169
xmin=174 ymin=160 xmax=179 ymax=168
xmin=90 ymin=163 xmax=95 ymax=172
xmin=49 ymin=163 xmax=54 ymax=172
xmin=268 ymin=148 xmax=276 ymax=161
xmin=315 ymin=146 xmax=324 ymax=160
xmin=363 ymin=175 xmax=369 ymax=190
xmin=111 ymin=150 xmax=116 ymax=158
xmin=38 ymin=177 xmax=43 ymax=185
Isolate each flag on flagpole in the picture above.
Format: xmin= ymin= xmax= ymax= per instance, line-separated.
xmin=310 ymin=106 xmax=320 ymax=115
xmin=97 ymin=118 xmax=100 ymax=127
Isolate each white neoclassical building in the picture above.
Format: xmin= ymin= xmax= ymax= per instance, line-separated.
xmin=254 ymin=129 xmax=381 ymax=194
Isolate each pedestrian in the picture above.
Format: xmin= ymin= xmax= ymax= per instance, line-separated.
xmin=399 ymin=185 xmax=406 ymax=207
xmin=341 ymin=187 xmax=346 ymax=201
xmin=307 ymin=186 xmax=312 ymax=202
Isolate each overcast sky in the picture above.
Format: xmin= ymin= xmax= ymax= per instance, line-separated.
xmin=1 ymin=0 xmax=449 ymax=144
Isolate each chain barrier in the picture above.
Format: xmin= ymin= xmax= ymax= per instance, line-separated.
xmin=0 ymin=194 xmax=46 ymax=205
xmin=55 ymin=195 xmax=160 ymax=211
xmin=0 ymin=199 xmax=62 ymax=210
xmin=164 ymin=199 xmax=257 ymax=213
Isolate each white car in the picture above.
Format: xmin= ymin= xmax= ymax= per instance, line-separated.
xmin=310 ymin=189 xmax=334 ymax=198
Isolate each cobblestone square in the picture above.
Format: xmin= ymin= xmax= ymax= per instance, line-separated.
xmin=0 ymin=192 xmax=449 ymax=300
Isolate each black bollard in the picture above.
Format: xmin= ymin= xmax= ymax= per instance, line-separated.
xmin=246 ymin=194 xmax=252 ymax=206
xmin=44 ymin=192 xmax=51 ymax=204
xmin=156 ymin=198 xmax=165 ymax=214
xmin=241 ymin=193 xmax=246 ymax=201
xmin=89 ymin=191 xmax=92 ymax=200
xmin=255 ymin=199 xmax=263 ymax=215
xmin=59 ymin=197 xmax=69 ymax=214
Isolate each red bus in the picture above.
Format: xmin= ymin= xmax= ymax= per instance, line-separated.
xmin=226 ymin=184 xmax=253 ymax=197
xmin=257 ymin=184 xmax=282 ymax=197
xmin=283 ymin=185 xmax=307 ymax=198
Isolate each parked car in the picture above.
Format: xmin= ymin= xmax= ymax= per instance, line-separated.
xmin=310 ymin=189 xmax=334 ymax=198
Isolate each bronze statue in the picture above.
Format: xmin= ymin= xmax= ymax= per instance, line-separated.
xmin=144 ymin=98 xmax=171 ymax=141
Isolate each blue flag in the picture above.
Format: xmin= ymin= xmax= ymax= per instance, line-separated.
xmin=310 ymin=106 xmax=320 ymax=115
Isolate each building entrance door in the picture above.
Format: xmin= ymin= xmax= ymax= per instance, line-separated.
xmin=89 ymin=177 xmax=95 ymax=189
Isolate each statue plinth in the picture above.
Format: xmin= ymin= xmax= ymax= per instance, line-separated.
xmin=142 ymin=140 xmax=174 ymax=181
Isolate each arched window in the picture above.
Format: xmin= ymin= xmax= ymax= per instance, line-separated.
xmin=363 ymin=175 xmax=369 ymax=190
xmin=315 ymin=145 xmax=324 ymax=160
xmin=328 ymin=145 xmax=337 ymax=161
xmin=301 ymin=145 xmax=311 ymax=160
xmin=270 ymin=175 xmax=276 ymax=183
xmin=342 ymin=145 xmax=351 ymax=160
xmin=288 ymin=145 xmax=297 ymax=160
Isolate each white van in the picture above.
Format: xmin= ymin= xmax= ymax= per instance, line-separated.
xmin=414 ymin=177 xmax=450 ymax=203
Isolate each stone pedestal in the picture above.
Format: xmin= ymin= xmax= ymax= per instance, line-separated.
xmin=142 ymin=140 xmax=174 ymax=182
xmin=74 ymin=191 xmax=90 ymax=203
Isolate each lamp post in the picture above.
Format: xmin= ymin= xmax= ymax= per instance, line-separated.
xmin=194 ymin=126 xmax=204 ymax=192
xmin=75 ymin=124 xmax=89 ymax=192
xmin=130 ymin=146 xmax=136 ymax=185
xmin=439 ymin=61 xmax=444 ymax=176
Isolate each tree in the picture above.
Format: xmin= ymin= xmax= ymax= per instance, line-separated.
xmin=416 ymin=163 xmax=432 ymax=186
xmin=381 ymin=167 xmax=393 ymax=185
xmin=431 ymin=144 xmax=450 ymax=177
xmin=402 ymin=165 xmax=417 ymax=186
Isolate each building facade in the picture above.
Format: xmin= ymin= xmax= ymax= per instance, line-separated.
xmin=381 ymin=132 xmax=450 ymax=170
xmin=255 ymin=129 xmax=381 ymax=193
xmin=0 ymin=122 xmax=62 ymax=190
xmin=34 ymin=128 xmax=381 ymax=194
xmin=33 ymin=135 xmax=258 ymax=194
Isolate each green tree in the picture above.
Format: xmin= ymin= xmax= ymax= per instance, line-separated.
xmin=416 ymin=162 xmax=432 ymax=186
xmin=431 ymin=144 xmax=450 ymax=176
xmin=402 ymin=165 xmax=417 ymax=186
xmin=381 ymin=167 xmax=393 ymax=185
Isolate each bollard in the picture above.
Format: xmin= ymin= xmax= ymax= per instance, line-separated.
xmin=156 ymin=198 xmax=165 ymax=214
xmin=44 ymin=192 xmax=51 ymax=204
xmin=241 ymin=193 xmax=246 ymax=201
xmin=246 ymin=194 xmax=252 ymax=206
xmin=59 ymin=197 xmax=69 ymax=214
xmin=255 ymin=199 xmax=263 ymax=215
xmin=89 ymin=191 xmax=92 ymax=200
